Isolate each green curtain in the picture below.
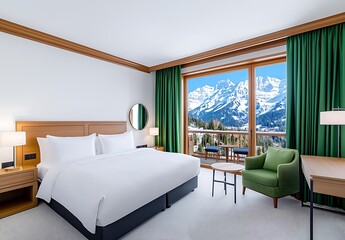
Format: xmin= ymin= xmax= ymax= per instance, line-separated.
xmin=155 ymin=65 xmax=182 ymax=152
xmin=286 ymin=23 xmax=345 ymax=209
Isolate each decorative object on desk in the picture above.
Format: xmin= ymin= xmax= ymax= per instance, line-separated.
xmin=320 ymin=108 xmax=345 ymax=157
xmin=0 ymin=131 xmax=26 ymax=170
xmin=129 ymin=103 xmax=148 ymax=130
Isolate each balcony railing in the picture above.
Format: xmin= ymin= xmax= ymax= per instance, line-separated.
xmin=188 ymin=129 xmax=286 ymax=161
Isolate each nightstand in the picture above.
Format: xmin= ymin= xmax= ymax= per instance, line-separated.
xmin=149 ymin=146 xmax=165 ymax=151
xmin=0 ymin=166 xmax=38 ymax=218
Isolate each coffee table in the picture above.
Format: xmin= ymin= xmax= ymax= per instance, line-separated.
xmin=211 ymin=162 xmax=244 ymax=203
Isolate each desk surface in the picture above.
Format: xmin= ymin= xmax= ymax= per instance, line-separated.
xmin=301 ymin=155 xmax=345 ymax=198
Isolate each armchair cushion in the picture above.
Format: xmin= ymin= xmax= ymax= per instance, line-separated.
xmin=242 ymin=169 xmax=277 ymax=187
xmin=263 ymin=147 xmax=295 ymax=172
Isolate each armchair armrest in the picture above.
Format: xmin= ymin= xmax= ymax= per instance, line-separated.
xmin=277 ymin=151 xmax=300 ymax=192
xmin=245 ymin=153 xmax=266 ymax=170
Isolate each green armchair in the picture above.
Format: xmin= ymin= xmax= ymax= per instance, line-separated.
xmin=242 ymin=147 xmax=299 ymax=208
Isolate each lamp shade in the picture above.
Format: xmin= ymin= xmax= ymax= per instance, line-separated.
xmin=320 ymin=111 xmax=345 ymax=125
xmin=0 ymin=131 xmax=26 ymax=147
xmin=149 ymin=128 xmax=159 ymax=136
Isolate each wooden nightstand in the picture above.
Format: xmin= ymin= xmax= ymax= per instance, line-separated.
xmin=149 ymin=146 xmax=165 ymax=151
xmin=0 ymin=166 xmax=38 ymax=218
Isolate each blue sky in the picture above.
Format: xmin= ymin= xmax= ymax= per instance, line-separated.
xmin=188 ymin=62 xmax=287 ymax=92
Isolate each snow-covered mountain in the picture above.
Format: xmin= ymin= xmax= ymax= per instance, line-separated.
xmin=188 ymin=76 xmax=286 ymax=130
xmin=188 ymin=85 xmax=215 ymax=111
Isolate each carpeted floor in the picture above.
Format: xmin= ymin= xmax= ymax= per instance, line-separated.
xmin=1 ymin=168 xmax=344 ymax=240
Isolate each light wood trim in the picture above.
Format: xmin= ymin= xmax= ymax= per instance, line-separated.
xmin=181 ymin=52 xmax=286 ymax=78
xmin=182 ymin=39 xmax=286 ymax=68
xmin=1 ymin=13 xmax=344 ymax=73
xmin=183 ymin=57 xmax=286 ymax=157
xmin=15 ymin=121 xmax=127 ymax=167
xmin=150 ymin=12 xmax=345 ymax=71
xmin=248 ymin=64 xmax=256 ymax=156
xmin=183 ymin=63 xmax=252 ymax=80
xmin=256 ymin=132 xmax=286 ymax=137
xmin=0 ymin=18 xmax=150 ymax=73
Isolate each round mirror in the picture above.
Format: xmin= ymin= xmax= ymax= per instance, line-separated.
xmin=129 ymin=104 xmax=148 ymax=130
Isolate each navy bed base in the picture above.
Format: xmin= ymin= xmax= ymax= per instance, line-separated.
xmin=47 ymin=176 xmax=198 ymax=240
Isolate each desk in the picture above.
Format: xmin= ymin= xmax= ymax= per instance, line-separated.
xmin=301 ymin=155 xmax=345 ymax=240
xmin=219 ymin=145 xmax=237 ymax=162
xmin=211 ymin=163 xmax=244 ymax=203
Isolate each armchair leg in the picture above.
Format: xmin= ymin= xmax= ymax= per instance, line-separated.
xmin=242 ymin=186 xmax=246 ymax=195
xmin=273 ymin=197 xmax=278 ymax=208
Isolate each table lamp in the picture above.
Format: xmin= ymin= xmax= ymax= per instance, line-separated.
xmin=149 ymin=127 xmax=159 ymax=137
xmin=320 ymin=109 xmax=345 ymax=157
xmin=0 ymin=131 xmax=26 ymax=170
xmin=149 ymin=127 xmax=159 ymax=148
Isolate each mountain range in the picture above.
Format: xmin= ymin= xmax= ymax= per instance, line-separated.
xmin=188 ymin=76 xmax=286 ymax=131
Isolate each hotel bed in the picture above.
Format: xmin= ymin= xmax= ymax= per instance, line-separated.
xmin=16 ymin=121 xmax=200 ymax=240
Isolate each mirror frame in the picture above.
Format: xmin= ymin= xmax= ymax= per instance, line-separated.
xmin=129 ymin=103 xmax=149 ymax=130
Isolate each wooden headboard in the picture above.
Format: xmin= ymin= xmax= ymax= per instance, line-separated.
xmin=15 ymin=121 xmax=127 ymax=167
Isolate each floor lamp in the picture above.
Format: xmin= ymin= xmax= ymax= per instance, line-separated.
xmin=320 ymin=109 xmax=345 ymax=158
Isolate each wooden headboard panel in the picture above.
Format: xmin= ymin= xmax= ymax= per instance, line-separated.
xmin=15 ymin=121 xmax=127 ymax=167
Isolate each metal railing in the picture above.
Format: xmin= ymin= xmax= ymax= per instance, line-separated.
xmin=188 ymin=129 xmax=286 ymax=160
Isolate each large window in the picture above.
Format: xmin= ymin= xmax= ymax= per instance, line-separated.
xmin=185 ymin=58 xmax=286 ymax=164
xmin=188 ymin=69 xmax=249 ymax=131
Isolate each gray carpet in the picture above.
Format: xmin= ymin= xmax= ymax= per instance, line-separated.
xmin=1 ymin=168 xmax=345 ymax=240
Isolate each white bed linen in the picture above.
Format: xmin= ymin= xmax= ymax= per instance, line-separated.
xmin=37 ymin=148 xmax=200 ymax=234
xmin=37 ymin=162 xmax=51 ymax=181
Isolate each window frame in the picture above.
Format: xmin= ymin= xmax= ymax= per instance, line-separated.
xmin=183 ymin=55 xmax=287 ymax=156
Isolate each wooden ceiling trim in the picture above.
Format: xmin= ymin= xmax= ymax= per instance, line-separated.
xmin=0 ymin=18 xmax=150 ymax=73
xmin=182 ymin=39 xmax=286 ymax=68
xmin=181 ymin=52 xmax=286 ymax=78
xmin=150 ymin=12 xmax=345 ymax=72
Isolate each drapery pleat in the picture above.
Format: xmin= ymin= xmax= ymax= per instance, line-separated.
xmin=138 ymin=104 xmax=147 ymax=130
xmin=155 ymin=66 xmax=182 ymax=152
xmin=286 ymin=23 xmax=345 ymax=209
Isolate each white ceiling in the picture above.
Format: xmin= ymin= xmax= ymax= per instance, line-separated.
xmin=1 ymin=0 xmax=345 ymax=67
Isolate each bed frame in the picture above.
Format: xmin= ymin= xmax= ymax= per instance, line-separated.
xmin=16 ymin=121 xmax=198 ymax=240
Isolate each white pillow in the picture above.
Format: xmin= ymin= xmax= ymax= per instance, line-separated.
xmin=95 ymin=136 xmax=103 ymax=155
xmin=46 ymin=134 xmax=96 ymax=162
xmin=99 ymin=131 xmax=135 ymax=154
xmin=37 ymin=137 xmax=49 ymax=162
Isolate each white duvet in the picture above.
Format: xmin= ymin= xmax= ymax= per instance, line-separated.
xmin=37 ymin=148 xmax=200 ymax=233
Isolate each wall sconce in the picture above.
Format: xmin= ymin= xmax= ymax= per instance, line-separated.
xmin=0 ymin=131 xmax=26 ymax=170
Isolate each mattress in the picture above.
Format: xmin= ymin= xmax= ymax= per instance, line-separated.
xmin=37 ymin=148 xmax=200 ymax=233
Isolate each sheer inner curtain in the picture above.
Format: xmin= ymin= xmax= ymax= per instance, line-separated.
xmin=155 ymin=66 xmax=182 ymax=153
xmin=286 ymin=23 xmax=345 ymax=209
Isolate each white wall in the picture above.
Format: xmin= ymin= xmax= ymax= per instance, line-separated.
xmin=0 ymin=33 xmax=155 ymax=163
